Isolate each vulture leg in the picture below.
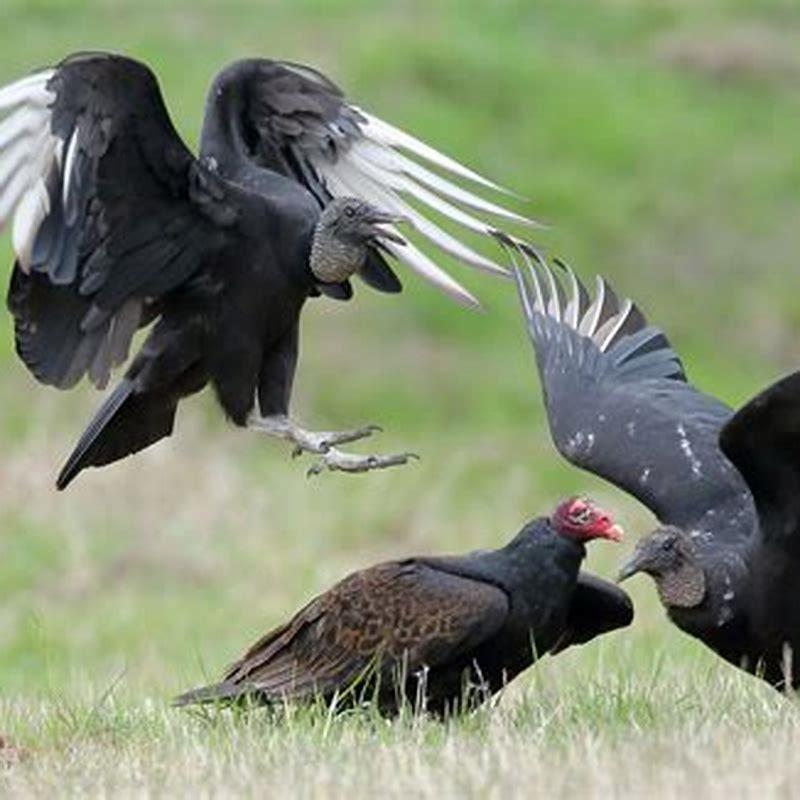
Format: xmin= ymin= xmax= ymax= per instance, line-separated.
xmin=251 ymin=325 xmax=417 ymax=474
xmin=246 ymin=413 xmax=418 ymax=475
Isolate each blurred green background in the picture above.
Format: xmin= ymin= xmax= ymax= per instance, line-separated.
xmin=0 ymin=0 xmax=798 ymax=760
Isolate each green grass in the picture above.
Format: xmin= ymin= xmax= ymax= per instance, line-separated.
xmin=1 ymin=0 xmax=800 ymax=796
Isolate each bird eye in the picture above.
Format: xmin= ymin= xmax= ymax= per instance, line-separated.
xmin=661 ymin=539 xmax=675 ymax=552
xmin=344 ymin=206 xmax=356 ymax=218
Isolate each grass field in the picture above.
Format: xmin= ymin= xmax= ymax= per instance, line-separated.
xmin=2 ymin=0 xmax=800 ymax=796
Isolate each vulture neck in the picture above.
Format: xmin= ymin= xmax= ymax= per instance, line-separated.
xmin=420 ymin=519 xmax=585 ymax=603
xmin=497 ymin=519 xmax=586 ymax=603
xmin=655 ymin=561 xmax=706 ymax=609
xmin=309 ymin=222 xmax=366 ymax=284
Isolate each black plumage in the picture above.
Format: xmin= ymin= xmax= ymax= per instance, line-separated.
xmin=504 ymin=240 xmax=800 ymax=690
xmin=175 ymin=497 xmax=630 ymax=716
xmin=0 ymin=53 xmax=531 ymax=487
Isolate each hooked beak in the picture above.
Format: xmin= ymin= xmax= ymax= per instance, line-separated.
xmin=366 ymin=210 xmax=409 ymax=246
xmin=603 ymin=522 xmax=625 ymax=543
xmin=617 ymin=552 xmax=644 ymax=583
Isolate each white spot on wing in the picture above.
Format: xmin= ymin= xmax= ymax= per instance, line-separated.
xmin=718 ymin=573 xmax=735 ymax=625
xmin=677 ymin=423 xmax=703 ymax=479
xmin=564 ymin=430 xmax=596 ymax=458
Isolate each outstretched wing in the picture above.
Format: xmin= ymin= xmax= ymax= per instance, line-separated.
xmin=550 ymin=572 xmax=633 ymax=654
xmin=719 ymin=370 xmax=800 ymax=549
xmin=0 ymin=52 xmax=237 ymax=389
xmin=503 ymin=239 xmax=755 ymax=540
xmin=192 ymin=561 xmax=508 ymax=704
xmin=223 ymin=59 xmax=536 ymax=308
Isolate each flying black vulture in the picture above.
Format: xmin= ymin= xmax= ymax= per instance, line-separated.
xmin=503 ymin=238 xmax=800 ymax=690
xmin=0 ymin=53 xmax=533 ymax=487
xmin=174 ymin=497 xmax=631 ymax=715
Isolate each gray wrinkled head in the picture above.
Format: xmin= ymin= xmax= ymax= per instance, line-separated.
xmin=618 ymin=526 xmax=706 ymax=609
xmin=319 ymin=198 xmax=406 ymax=246
xmin=310 ymin=198 xmax=406 ymax=284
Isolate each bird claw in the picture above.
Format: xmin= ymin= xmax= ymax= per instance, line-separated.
xmin=306 ymin=449 xmax=419 ymax=478
xmin=289 ymin=423 xmax=383 ymax=456
xmin=318 ymin=424 xmax=383 ymax=449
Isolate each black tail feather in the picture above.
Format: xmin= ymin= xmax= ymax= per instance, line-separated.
xmin=56 ymin=378 xmax=178 ymax=490
xmin=57 ymin=379 xmax=135 ymax=490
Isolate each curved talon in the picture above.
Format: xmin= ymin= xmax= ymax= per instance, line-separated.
xmin=250 ymin=414 xmax=400 ymax=472
xmin=306 ymin=462 xmax=324 ymax=478
xmin=321 ymin=424 xmax=383 ymax=448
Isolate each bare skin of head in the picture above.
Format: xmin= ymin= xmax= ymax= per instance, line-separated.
xmin=552 ymin=496 xmax=625 ymax=543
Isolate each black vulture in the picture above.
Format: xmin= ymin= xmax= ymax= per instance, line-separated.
xmin=174 ymin=496 xmax=630 ymax=716
xmin=503 ymin=238 xmax=800 ymax=690
xmin=0 ymin=53 xmax=533 ymax=487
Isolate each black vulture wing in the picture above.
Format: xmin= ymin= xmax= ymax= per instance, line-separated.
xmin=0 ymin=52 xmax=240 ymax=390
xmin=550 ymin=572 xmax=633 ymax=654
xmin=719 ymin=370 xmax=800 ymax=549
xmin=174 ymin=560 xmax=509 ymax=706
xmin=505 ymin=240 xmax=755 ymax=541
xmin=211 ymin=59 xmax=536 ymax=307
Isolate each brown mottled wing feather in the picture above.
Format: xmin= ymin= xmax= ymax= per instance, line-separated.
xmin=222 ymin=560 xmax=509 ymax=700
xmin=549 ymin=572 xmax=633 ymax=655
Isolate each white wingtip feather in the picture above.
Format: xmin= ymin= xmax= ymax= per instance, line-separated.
xmin=595 ymin=299 xmax=634 ymax=352
xmin=352 ymin=140 xmax=537 ymax=226
xmin=0 ymin=105 xmax=48 ymax=150
xmin=0 ymin=166 xmax=31 ymax=222
xmin=578 ymin=277 xmax=606 ymax=337
xmin=0 ymin=71 xmax=55 ymax=111
xmin=358 ymin=110 xmax=512 ymax=195
xmin=384 ymin=239 xmax=481 ymax=309
xmin=12 ymin=177 xmax=50 ymax=270
xmin=562 ymin=264 xmax=581 ymax=328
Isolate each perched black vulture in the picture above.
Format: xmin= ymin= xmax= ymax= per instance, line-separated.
xmin=0 ymin=53 xmax=533 ymax=487
xmin=174 ymin=497 xmax=630 ymax=716
xmin=503 ymin=239 xmax=800 ymax=690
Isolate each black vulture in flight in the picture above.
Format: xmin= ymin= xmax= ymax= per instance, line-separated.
xmin=503 ymin=238 xmax=800 ymax=690
xmin=175 ymin=496 xmax=630 ymax=716
xmin=0 ymin=53 xmax=533 ymax=487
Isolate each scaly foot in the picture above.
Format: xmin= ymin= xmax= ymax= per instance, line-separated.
xmin=290 ymin=424 xmax=383 ymax=458
xmin=305 ymin=448 xmax=419 ymax=477
xmin=247 ymin=414 xmax=417 ymax=475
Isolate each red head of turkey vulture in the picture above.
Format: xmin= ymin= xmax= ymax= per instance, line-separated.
xmin=174 ymin=497 xmax=631 ymax=716
xmin=502 ymin=237 xmax=800 ymax=690
xmin=0 ymin=53 xmax=535 ymax=486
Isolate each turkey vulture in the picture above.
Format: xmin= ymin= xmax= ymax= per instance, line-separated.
xmin=503 ymin=237 xmax=800 ymax=690
xmin=174 ymin=497 xmax=631 ymax=715
xmin=0 ymin=53 xmax=533 ymax=487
